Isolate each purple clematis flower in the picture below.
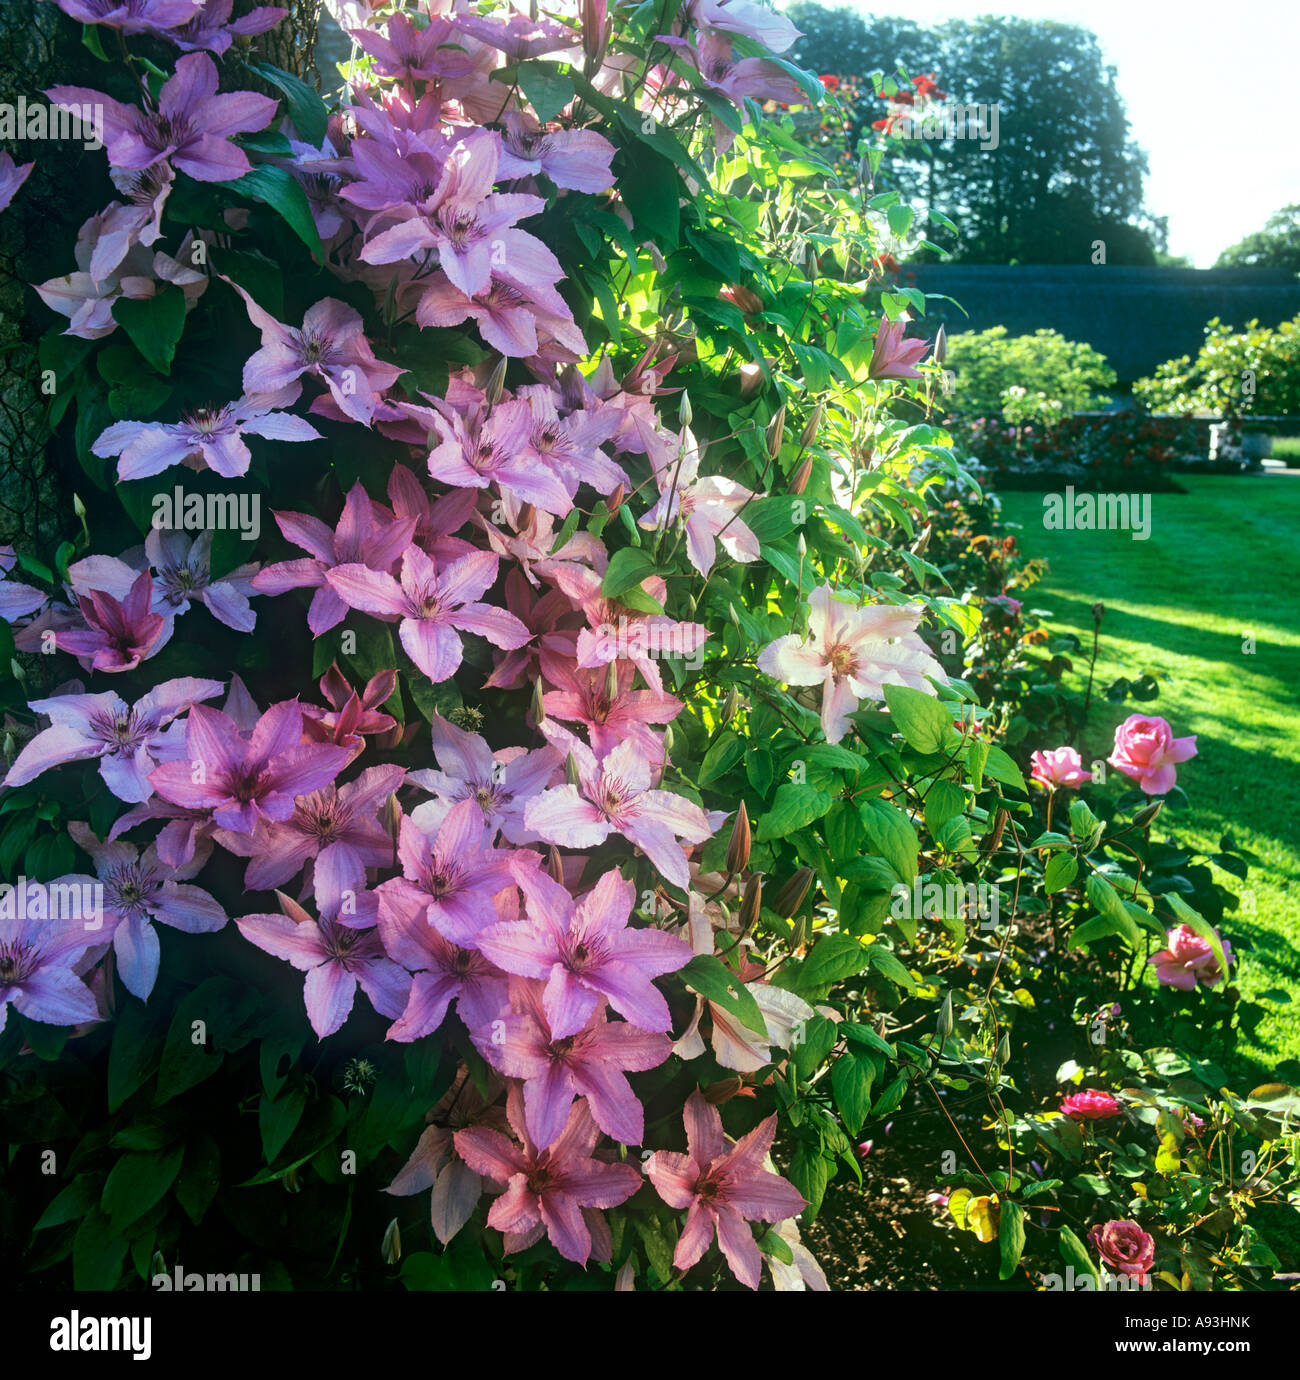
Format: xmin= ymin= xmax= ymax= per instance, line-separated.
xmin=62 ymin=822 xmax=226 ymax=1000
xmin=0 ymin=550 xmax=48 ymax=622
xmin=0 ymin=906 xmax=98 ymax=1036
xmin=525 ymin=728 xmax=714 ymax=890
xmin=215 ymin=763 xmax=404 ymax=895
xmin=227 ymin=279 xmax=405 ymax=426
xmin=236 ymin=877 xmax=409 ymax=1039
xmin=542 ymin=660 xmax=682 ymax=761
xmin=377 ymin=898 xmax=510 ymax=1042
xmin=497 ymin=113 xmax=616 ymax=192
xmin=349 ymin=10 xmax=477 ymax=83
xmin=474 ymin=976 xmax=671 ymax=1150
xmin=53 ymin=570 xmax=167 ymax=673
xmin=0 ymin=153 xmax=35 ymax=214
xmin=416 ymin=271 xmax=587 ymax=360
xmin=327 ymin=547 xmax=531 ymax=684
xmin=451 ymin=9 xmax=576 ymax=60
xmin=405 ymin=710 xmax=560 ymax=845
xmin=85 ymin=164 xmax=176 ymax=282
xmin=454 ymin=1085 xmax=642 ymax=1265
xmin=476 ymin=864 xmax=693 ymax=1039
xmin=93 ymin=385 xmax=319 ymax=480
xmin=148 ymin=699 xmax=350 ymax=834
xmin=168 ymin=0 xmax=288 ymax=55
xmin=143 ymin=529 xmax=259 ymax=632
xmin=514 ymin=383 xmax=626 ymax=498
xmin=375 ymin=799 xmax=518 ymax=947
xmin=48 ymin=53 xmax=277 ymax=182
xmin=4 ymin=677 xmax=224 ymax=801
xmin=251 ymin=481 xmax=415 ymax=637
xmin=49 ymin=0 xmax=207 ymax=33
xmin=645 ymin=1089 xmax=807 ymax=1289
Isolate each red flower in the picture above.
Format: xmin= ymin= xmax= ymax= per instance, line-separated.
xmin=819 ymin=74 xmax=840 ymax=91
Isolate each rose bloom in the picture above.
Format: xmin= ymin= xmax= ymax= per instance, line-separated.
xmin=1089 ymin=1218 xmax=1155 ymax=1283
xmin=1150 ymin=924 xmax=1233 ymax=990
xmin=1030 ymin=746 xmax=1091 ymax=789
xmin=1060 ymin=1089 xmax=1122 ymax=1121
xmin=1108 ymin=714 xmax=1196 ymax=796
xmin=986 ymin=594 xmax=1022 ymax=618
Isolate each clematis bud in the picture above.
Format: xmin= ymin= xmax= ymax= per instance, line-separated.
xmin=773 ymin=866 xmax=814 ymax=919
xmin=980 ymin=808 xmax=1009 ymax=857
xmin=935 ymin=991 xmax=954 ymax=1043
xmin=738 ymin=874 xmax=761 ymax=933
xmin=1131 ymin=801 xmax=1163 ymax=830
xmin=678 ymin=391 xmax=693 ymax=428
xmin=932 ymin=325 xmax=947 ymax=365
xmin=9 ymin=658 xmax=25 ymax=683
xmin=703 ymin=1077 xmax=746 ymax=1105
xmin=725 ymin=802 xmax=751 ymax=875
xmin=549 ymin=846 xmax=565 ymax=884
xmin=799 ymin=404 xmax=825 ymax=449
xmin=765 ymin=405 xmax=786 ymax=459
xmin=662 ymin=722 xmax=674 ymax=754
xmin=739 ymin=362 xmax=764 ymax=398
xmin=516 ymin=502 xmax=535 ymax=531
xmin=910 ymin=524 xmax=931 ymax=556
xmin=565 ymin=752 xmax=581 ymax=787
xmin=720 ymin=685 xmax=740 ymax=725
xmin=788 ymin=454 xmax=813 ymax=495
xmin=581 ymin=0 xmax=609 ymax=66
xmin=382 ymin=1218 xmax=402 ymax=1264
xmin=790 ymin=912 xmax=807 ymax=949
xmin=604 ymin=659 xmax=619 ymax=701
xmin=996 ymin=1031 xmax=1010 ymax=1065
xmin=531 ymin=678 xmax=546 ymax=726
xmin=283 ymin=1166 xmax=302 ymax=1194
xmin=796 ymin=533 xmax=807 ymax=559
xmin=3 ymin=733 xmax=13 ymax=761
xmin=381 ymin=792 xmax=402 ymax=841
xmin=615 ymin=1262 xmax=636 ymax=1291
xmin=605 ymin=483 xmax=624 ymax=516
xmin=485 ymin=355 xmax=507 ymax=408
xmin=724 ymin=283 xmax=763 ymax=315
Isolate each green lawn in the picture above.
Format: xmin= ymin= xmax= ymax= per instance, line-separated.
xmin=997 ymin=474 xmax=1300 ymax=1084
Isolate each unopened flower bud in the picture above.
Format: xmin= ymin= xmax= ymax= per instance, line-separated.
xmin=980 ymin=808 xmax=1009 ymax=857
xmin=73 ymin=493 xmax=86 ymax=521
xmin=799 ymin=404 xmax=824 ymax=449
xmin=932 ymin=325 xmax=947 ymax=365
xmin=910 ymin=524 xmax=931 ymax=556
xmin=739 ymin=362 xmax=764 ymax=398
xmin=382 ymin=1218 xmax=402 ymax=1264
xmin=788 ymin=454 xmax=814 ymax=495
xmin=605 ymin=483 xmax=624 ymax=516
xmin=790 ymin=912 xmax=808 ymax=949
xmin=485 ymin=355 xmax=507 ymax=407
xmin=720 ymin=685 xmax=740 ymax=725
xmin=996 ymin=1031 xmax=1011 ymax=1065
xmin=703 ymin=1077 xmax=745 ymax=1105
xmin=765 ymin=405 xmax=786 ymax=460
xmin=549 ymin=845 xmax=565 ymax=884
xmin=935 ymin=991 xmax=954 ymax=1043
xmin=3 ymin=732 xmax=13 ymax=760
xmin=283 ymin=1165 xmax=302 ymax=1194
xmin=615 ymin=1261 xmax=635 ymax=1291
xmin=1131 ymin=801 xmax=1162 ymax=830
xmin=725 ymin=802 xmax=751 ymax=875
xmin=381 ymin=792 xmax=402 ymax=841
xmin=532 ymin=678 xmax=546 ymax=726
xmin=678 ymin=391 xmax=693 ymax=428
xmin=738 ymin=874 xmax=761 ymax=933
xmin=565 ymin=752 xmax=581 ymax=787
xmin=773 ymin=866 xmax=814 ymax=919
xmin=797 ymin=533 xmax=807 ymax=559
xmin=9 ymin=658 xmax=25 ymax=683
xmin=662 ymin=722 xmax=674 ymax=755
xmin=604 ymin=659 xmax=619 ymax=701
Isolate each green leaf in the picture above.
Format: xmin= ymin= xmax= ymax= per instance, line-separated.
xmin=101 ymin=1144 xmax=184 ymax=1232
xmin=788 ymin=1142 xmax=830 ymax=1218
xmin=756 ymin=783 xmax=833 ymax=841
xmin=107 ymin=1000 xmax=163 ymax=1113
xmin=219 ymin=164 xmax=324 ymax=258
xmin=871 ymin=1072 xmax=909 ymax=1117
xmin=858 ymin=798 xmax=918 ymax=883
xmin=798 ymin=933 xmax=867 ymax=991
xmin=35 ymin=1175 xmax=102 ymax=1232
xmin=517 ymin=60 xmax=575 ymax=124
xmin=600 ymin=546 xmax=658 ymax=599
xmin=73 ymin=1209 xmax=128 ymax=1291
xmin=866 ymin=944 xmax=916 ymax=991
xmin=1085 ymin=874 xmax=1142 ymax=948
xmin=1166 ymin=894 xmax=1232 ymax=988
xmin=249 ymin=61 xmax=328 ymax=145
xmin=699 ymin=729 xmax=745 ymax=786
xmin=923 ymin=780 xmax=966 ymax=837
xmin=983 ymin=744 xmax=1027 ymax=793
xmin=883 ymin=683 xmax=949 ymax=754
xmin=112 ymin=289 xmax=187 ymax=375
xmin=681 ymin=955 xmax=767 ymax=1036
xmin=175 ymin=1134 xmax=221 ymax=1226
xmin=259 ymin=1087 xmax=307 ymax=1163
xmin=831 ymin=1053 xmax=874 ymax=1135
xmin=1058 ymin=1224 xmax=1099 ymax=1286
xmin=1044 ymin=853 xmax=1078 ymax=895
xmin=998 ymin=1200 xmax=1026 ymax=1280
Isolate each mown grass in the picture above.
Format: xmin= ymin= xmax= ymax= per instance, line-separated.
xmin=997 ymin=475 xmax=1300 ymax=1085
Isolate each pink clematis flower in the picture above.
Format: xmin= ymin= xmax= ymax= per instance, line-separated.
xmin=0 ymin=905 xmax=99 ymax=1036
xmin=236 ymin=879 xmax=409 ymax=1039
xmin=215 ymin=763 xmax=405 ymax=895
xmin=144 ymin=529 xmax=259 ymax=632
xmin=451 ymin=9 xmax=576 ymax=60
xmin=349 ymin=9 xmax=478 ymax=83
xmin=416 ymin=272 xmax=588 ymax=360
xmin=869 ymin=317 xmax=930 ymax=380
xmin=659 ymin=28 xmax=804 ymax=146
xmin=474 ymin=976 xmax=672 ymax=1149
xmin=93 ymin=386 xmax=319 ymax=481
xmin=1149 ymin=924 xmax=1233 ymax=990
xmin=758 ymin=585 xmax=945 ymax=744
xmin=48 ymin=53 xmax=276 ymax=182
xmin=376 ymin=898 xmax=509 ymax=1042
xmin=53 ymin=570 xmax=167 ymax=673
xmin=4 ymin=677 xmax=223 ymax=801
xmin=496 ymin=113 xmax=616 ymax=192
xmin=228 ymin=279 xmax=404 ymax=426
xmin=1030 ymin=746 xmax=1092 ymax=789
xmin=637 ymin=423 xmax=760 ymax=577
xmin=1108 ymin=714 xmax=1197 ymax=796
xmin=454 ymin=1085 xmax=643 ymax=1265
xmin=49 ymin=0 xmax=210 ymax=34
xmin=326 ymin=547 xmax=531 ymax=684
xmin=476 ymin=865 xmax=693 ymax=1038
xmin=386 ymin=1067 xmax=510 ymax=1245
xmin=405 ymin=711 xmax=560 ymax=845
xmin=62 ymin=823 xmax=226 ymax=999
xmin=515 ymin=383 xmax=626 ymax=498
xmin=167 ymin=0 xmax=288 ymax=55
xmin=525 ymin=729 xmax=714 ymax=890
xmin=0 ymin=153 xmax=35 ymax=213
xmin=376 ymin=800 xmax=519 ymax=947
xmin=542 ymin=660 xmax=683 ymax=760
xmin=301 ymin=663 xmax=398 ymax=760
xmin=149 ymin=699 xmax=350 ymax=834
xmin=252 ymin=482 xmax=415 ymax=636
xmin=644 ymin=1089 xmax=807 ymax=1289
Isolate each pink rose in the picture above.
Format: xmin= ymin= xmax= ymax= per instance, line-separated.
xmin=1030 ymin=746 xmax=1092 ymax=788
xmin=1149 ymin=924 xmax=1232 ymax=990
xmin=1108 ymin=714 xmax=1196 ymax=796
xmin=1060 ymin=1089 xmax=1122 ymax=1121
xmin=1088 ymin=1219 xmax=1154 ymax=1283
xmin=987 ymin=595 xmax=1022 ymax=617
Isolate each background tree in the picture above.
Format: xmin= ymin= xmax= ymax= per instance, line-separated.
xmin=1216 ymin=205 xmax=1300 ymax=275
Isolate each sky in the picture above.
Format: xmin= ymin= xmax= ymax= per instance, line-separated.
xmin=835 ymin=0 xmax=1300 ymax=266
